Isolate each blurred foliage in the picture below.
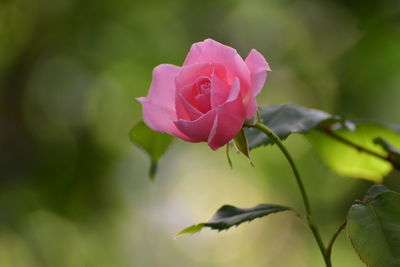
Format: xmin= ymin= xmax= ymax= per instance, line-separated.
xmin=308 ymin=122 xmax=400 ymax=183
xmin=1 ymin=0 xmax=400 ymax=266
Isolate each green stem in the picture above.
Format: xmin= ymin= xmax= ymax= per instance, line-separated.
xmin=249 ymin=122 xmax=331 ymax=267
xmin=326 ymin=220 xmax=347 ymax=262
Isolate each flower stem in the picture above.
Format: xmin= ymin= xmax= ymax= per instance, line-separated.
xmin=249 ymin=122 xmax=331 ymax=267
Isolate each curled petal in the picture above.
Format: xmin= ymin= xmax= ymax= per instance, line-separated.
xmin=244 ymin=49 xmax=271 ymax=118
xmin=210 ymin=71 xmax=230 ymax=108
xmin=176 ymin=92 xmax=203 ymax=120
xmin=174 ymin=110 xmax=217 ymax=142
xmin=175 ymin=63 xmax=214 ymax=90
xmin=137 ymin=64 xmax=191 ymax=140
xmin=144 ymin=64 xmax=181 ymax=108
xmin=245 ymin=49 xmax=271 ymax=95
xmin=138 ymin=99 xmax=192 ymax=141
xmin=176 ymin=76 xmax=212 ymax=118
xmin=208 ymin=78 xmax=246 ymax=150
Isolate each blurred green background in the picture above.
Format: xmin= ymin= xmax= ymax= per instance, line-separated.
xmin=1 ymin=0 xmax=400 ymax=266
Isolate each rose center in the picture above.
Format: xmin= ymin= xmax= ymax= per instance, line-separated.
xmin=192 ymin=77 xmax=212 ymax=113
xmin=199 ymin=81 xmax=211 ymax=94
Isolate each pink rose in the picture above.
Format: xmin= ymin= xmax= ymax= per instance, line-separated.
xmin=137 ymin=39 xmax=270 ymax=150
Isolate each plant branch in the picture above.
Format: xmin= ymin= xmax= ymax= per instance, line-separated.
xmin=319 ymin=127 xmax=400 ymax=171
xmin=249 ymin=122 xmax=331 ymax=267
xmin=326 ymin=220 xmax=347 ymax=262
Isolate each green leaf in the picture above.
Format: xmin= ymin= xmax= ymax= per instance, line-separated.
xmin=176 ymin=204 xmax=291 ymax=237
xmin=233 ymin=128 xmax=253 ymax=165
xmin=176 ymin=223 xmax=205 ymax=236
xmin=246 ymin=104 xmax=331 ymax=149
xmin=347 ymin=185 xmax=400 ymax=267
xmin=129 ymin=121 xmax=174 ymax=179
xmin=307 ymin=123 xmax=400 ymax=183
xmin=363 ymin=184 xmax=392 ymax=200
xmin=374 ymin=137 xmax=400 ymax=165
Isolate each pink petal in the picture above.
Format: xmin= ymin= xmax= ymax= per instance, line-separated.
xmin=144 ymin=64 xmax=181 ymax=108
xmin=245 ymin=97 xmax=259 ymax=119
xmin=176 ymin=93 xmax=203 ymax=120
xmin=245 ymin=49 xmax=271 ymax=96
xmin=183 ymin=39 xmax=250 ymax=88
xmin=175 ymin=82 xmax=197 ymax=120
xmin=179 ymin=82 xmax=198 ymax=108
xmin=176 ymin=76 xmax=211 ymax=116
xmin=194 ymin=92 xmax=211 ymax=113
xmin=138 ymin=98 xmax=193 ymax=141
xmin=175 ymin=63 xmax=214 ymax=90
xmin=137 ymin=64 xmax=191 ymax=140
xmin=210 ymin=71 xmax=230 ymax=108
xmin=208 ymin=78 xmax=246 ymax=150
xmin=244 ymin=49 xmax=270 ymax=118
xmin=174 ymin=110 xmax=217 ymax=142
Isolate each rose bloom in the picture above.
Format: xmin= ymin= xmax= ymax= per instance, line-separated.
xmin=137 ymin=39 xmax=270 ymax=150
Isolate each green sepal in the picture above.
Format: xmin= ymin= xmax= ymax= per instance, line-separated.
xmin=225 ymin=143 xmax=233 ymax=169
xmin=233 ymin=128 xmax=253 ymax=166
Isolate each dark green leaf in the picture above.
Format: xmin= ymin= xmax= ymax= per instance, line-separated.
xmin=363 ymin=185 xmax=392 ymax=200
xmin=347 ymin=186 xmax=400 ymax=267
xmin=176 ymin=204 xmax=291 ymax=237
xmin=246 ymin=104 xmax=331 ymax=149
xmin=129 ymin=121 xmax=174 ymax=179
